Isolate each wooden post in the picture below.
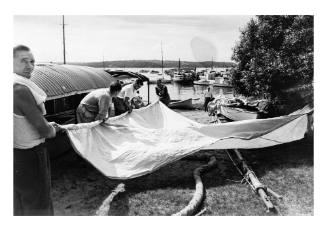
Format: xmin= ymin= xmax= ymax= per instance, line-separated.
xmin=233 ymin=149 xmax=275 ymax=212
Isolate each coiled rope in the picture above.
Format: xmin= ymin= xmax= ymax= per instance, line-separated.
xmin=172 ymin=156 xmax=217 ymax=216
xmin=96 ymin=156 xmax=217 ymax=216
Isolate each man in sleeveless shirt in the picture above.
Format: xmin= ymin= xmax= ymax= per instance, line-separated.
xmin=76 ymin=81 xmax=122 ymax=123
xmin=13 ymin=45 xmax=63 ymax=215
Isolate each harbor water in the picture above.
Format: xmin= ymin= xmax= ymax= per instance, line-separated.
xmin=138 ymin=82 xmax=234 ymax=104
xmin=107 ymin=67 xmax=235 ymax=104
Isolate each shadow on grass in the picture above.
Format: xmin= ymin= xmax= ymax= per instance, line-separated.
xmin=50 ymin=137 xmax=313 ymax=215
xmin=237 ymin=137 xmax=313 ymax=179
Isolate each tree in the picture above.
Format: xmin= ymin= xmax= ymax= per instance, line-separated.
xmin=231 ymin=15 xmax=313 ymax=112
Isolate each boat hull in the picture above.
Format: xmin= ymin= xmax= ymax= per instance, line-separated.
xmin=193 ymin=80 xmax=214 ymax=86
xmin=172 ymin=77 xmax=183 ymax=82
xmin=220 ymin=105 xmax=259 ymax=121
xmin=168 ymin=98 xmax=193 ymax=110
xmin=213 ymin=83 xmax=233 ymax=88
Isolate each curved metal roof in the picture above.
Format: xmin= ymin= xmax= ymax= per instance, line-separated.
xmin=31 ymin=64 xmax=115 ymax=100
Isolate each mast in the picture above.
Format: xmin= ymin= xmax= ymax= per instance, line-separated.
xmin=102 ymin=53 xmax=105 ymax=69
xmin=161 ymin=41 xmax=164 ymax=76
xmin=178 ymin=58 xmax=181 ymax=73
xmin=62 ymin=15 xmax=66 ymax=64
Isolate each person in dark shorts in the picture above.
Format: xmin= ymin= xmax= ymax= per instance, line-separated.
xmin=203 ymin=87 xmax=213 ymax=112
xmin=13 ymin=45 xmax=63 ymax=215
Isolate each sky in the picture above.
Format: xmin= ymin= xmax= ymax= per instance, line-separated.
xmin=14 ymin=15 xmax=253 ymax=63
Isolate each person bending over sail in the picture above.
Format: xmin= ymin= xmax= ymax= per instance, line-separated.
xmin=76 ymin=81 xmax=122 ymax=123
xmin=113 ymin=78 xmax=144 ymax=116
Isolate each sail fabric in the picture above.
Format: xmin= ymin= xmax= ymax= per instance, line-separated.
xmin=64 ymin=101 xmax=310 ymax=179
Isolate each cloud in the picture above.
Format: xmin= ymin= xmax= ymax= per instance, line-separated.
xmin=191 ymin=36 xmax=217 ymax=61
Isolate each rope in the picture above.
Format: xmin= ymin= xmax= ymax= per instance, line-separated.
xmin=95 ymin=183 xmax=125 ymax=216
xmin=195 ymin=208 xmax=207 ymax=216
xmin=258 ymin=137 xmax=284 ymax=144
xmin=172 ymin=156 xmax=217 ymax=216
xmin=225 ymin=150 xmax=255 ymax=191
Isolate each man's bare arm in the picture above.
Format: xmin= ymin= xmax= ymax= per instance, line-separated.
xmin=96 ymin=95 xmax=110 ymax=120
xmin=14 ymin=85 xmax=56 ymax=138
xmin=124 ymin=96 xmax=133 ymax=112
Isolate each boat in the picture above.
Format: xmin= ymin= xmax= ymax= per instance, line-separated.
xmin=220 ymin=105 xmax=259 ymax=121
xmin=212 ymin=76 xmax=233 ymax=88
xmin=193 ymin=79 xmax=215 ymax=86
xmin=107 ymin=70 xmax=149 ymax=85
xmin=208 ymin=97 xmax=261 ymax=121
xmin=172 ymin=72 xmax=183 ymax=82
xmin=138 ymin=69 xmax=171 ymax=84
xmin=30 ymin=64 xmax=149 ymax=159
xmin=168 ymin=98 xmax=193 ymax=110
xmin=162 ymin=75 xmax=172 ymax=83
xmin=171 ymin=58 xmax=195 ymax=84
xmin=194 ymin=69 xmax=216 ymax=85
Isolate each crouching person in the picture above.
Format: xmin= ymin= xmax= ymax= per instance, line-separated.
xmin=76 ymin=81 xmax=122 ymax=123
xmin=113 ymin=78 xmax=144 ymax=116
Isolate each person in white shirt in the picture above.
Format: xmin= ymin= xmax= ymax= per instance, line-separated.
xmin=203 ymin=87 xmax=214 ymax=112
xmin=13 ymin=45 xmax=63 ymax=215
xmin=113 ymin=78 xmax=144 ymax=115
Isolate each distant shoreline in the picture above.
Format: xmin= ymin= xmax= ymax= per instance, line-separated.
xmin=39 ymin=60 xmax=236 ymax=69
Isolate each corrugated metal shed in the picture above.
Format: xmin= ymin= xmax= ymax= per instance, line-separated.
xmin=31 ymin=64 xmax=115 ymax=100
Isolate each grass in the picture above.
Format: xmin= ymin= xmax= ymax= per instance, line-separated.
xmin=50 ymin=109 xmax=313 ymax=216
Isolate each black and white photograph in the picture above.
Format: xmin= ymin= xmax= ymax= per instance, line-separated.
xmin=6 ymin=0 xmax=323 ymax=225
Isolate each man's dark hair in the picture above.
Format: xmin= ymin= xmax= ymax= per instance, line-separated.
xmin=135 ymin=78 xmax=144 ymax=86
xmin=13 ymin=45 xmax=31 ymax=57
xmin=109 ymin=81 xmax=122 ymax=93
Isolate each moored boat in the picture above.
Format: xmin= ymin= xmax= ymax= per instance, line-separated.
xmin=168 ymin=98 xmax=193 ymax=110
xmin=193 ymin=79 xmax=215 ymax=86
xmin=212 ymin=76 xmax=233 ymax=88
xmin=220 ymin=105 xmax=259 ymax=121
xmin=172 ymin=72 xmax=183 ymax=82
xmin=208 ymin=97 xmax=261 ymax=121
xmin=138 ymin=69 xmax=171 ymax=84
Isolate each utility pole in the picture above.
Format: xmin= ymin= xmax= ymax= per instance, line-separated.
xmin=102 ymin=52 xmax=105 ymax=69
xmin=62 ymin=15 xmax=66 ymax=64
xmin=161 ymin=41 xmax=164 ymax=76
